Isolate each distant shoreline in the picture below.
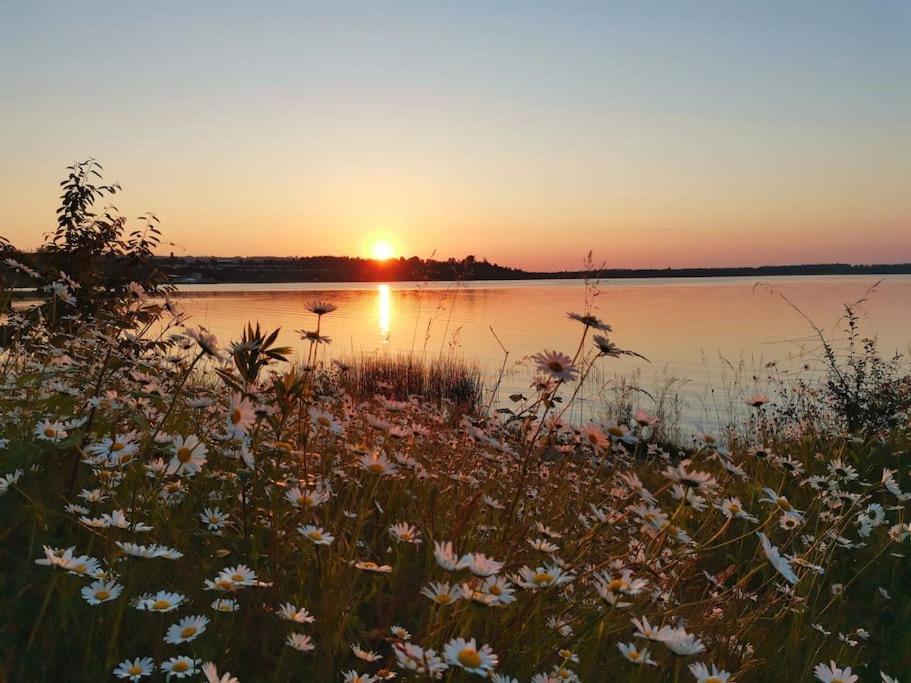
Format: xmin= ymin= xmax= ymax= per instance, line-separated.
xmin=6 ymin=255 xmax=911 ymax=288
xmin=155 ymin=255 xmax=911 ymax=285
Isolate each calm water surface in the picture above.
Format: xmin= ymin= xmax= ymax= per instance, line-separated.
xmin=173 ymin=276 xmax=911 ymax=429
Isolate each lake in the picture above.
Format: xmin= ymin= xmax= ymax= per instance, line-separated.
xmin=172 ymin=275 xmax=911 ymax=432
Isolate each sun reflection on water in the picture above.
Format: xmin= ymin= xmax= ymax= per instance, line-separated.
xmin=377 ymin=284 xmax=391 ymax=341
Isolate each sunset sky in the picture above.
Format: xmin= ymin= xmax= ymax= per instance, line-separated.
xmin=2 ymin=1 xmax=910 ymax=270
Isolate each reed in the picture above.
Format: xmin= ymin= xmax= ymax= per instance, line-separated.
xmin=333 ymin=351 xmax=485 ymax=409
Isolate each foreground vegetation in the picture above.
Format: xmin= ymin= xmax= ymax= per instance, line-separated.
xmin=2 ymin=163 xmax=911 ymax=681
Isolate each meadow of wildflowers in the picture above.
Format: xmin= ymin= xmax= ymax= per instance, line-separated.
xmin=1 ymin=164 xmax=910 ymax=681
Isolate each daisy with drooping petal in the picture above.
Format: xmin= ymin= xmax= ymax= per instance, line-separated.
xmin=34 ymin=419 xmax=68 ymax=443
xmin=35 ymin=546 xmax=101 ymax=577
xmin=226 ymin=393 xmax=256 ymax=437
xmin=200 ymin=507 xmax=230 ymax=532
xmin=358 ymin=451 xmax=396 ymax=476
xmin=463 ymin=575 xmax=516 ymax=607
xmin=393 ymin=642 xmax=448 ymax=677
xmin=285 ymin=486 xmax=331 ymax=509
xmin=161 ymin=656 xmax=200 ymax=679
xmin=758 ymin=532 xmax=799 ymax=584
xmin=164 ymin=615 xmax=209 ymax=644
xmin=689 ymin=662 xmax=732 ymax=682
xmin=579 ymin=423 xmax=609 ymax=452
xmin=305 ymin=300 xmax=337 ymax=316
xmin=659 ymin=626 xmax=705 ymax=656
xmin=515 ymin=563 xmax=575 ymax=590
xmin=298 ymin=329 xmax=331 ymax=344
xmin=309 ymin=406 xmax=344 ymax=435
xmin=342 ymin=672 xmax=378 ymax=683
xmin=353 ymin=560 xmax=392 ymax=573
xmin=287 ymin=632 xmax=315 ymax=652
xmin=631 ymin=616 xmax=671 ymax=641
xmin=532 ymin=350 xmax=578 ymax=381
xmin=388 ymin=522 xmax=422 ymax=544
xmin=211 ymin=598 xmax=239 ymax=612
xmin=528 ymin=537 xmax=560 ymax=553
xmin=463 ymin=553 xmax=504 ymax=577
xmin=81 ymin=579 xmax=123 ymax=605
xmin=593 ymin=334 xmax=640 ymax=358
xmin=567 ymin=311 xmax=612 ymax=331
xmin=443 ymin=637 xmax=498 ymax=675
xmin=298 ymin=525 xmax=335 ymax=545
xmin=351 ymin=643 xmax=382 ymax=662
xmin=390 ymin=625 xmax=411 ymax=640
xmin=167 ymin=435 xmax=208 ymax=476
xmin=745 ymin=393 xmax=769 ymax=408
xmin=814 ymin=661 xmax=858 ymax=683
xmin=617 ymin=642 xmax=657 ymax=665
xmin=201 ymin=662 xmax=239 ymax=683
xmin=117 ymin=542 xmax=184 ymax=560
xmin=434 ymin=541 xmax=468 ymax=571
xmin=187 ymin=327 xmax=222 ymax=358
xmin=113 ymin=657 xmax=154 ymax=681
xmin=277 ymin=603 xmax=315 ymax=623
xmin=136 ymin=590 xmax=185 ymax=612
xmin=421 ymin=581 xmax=462 ymax=605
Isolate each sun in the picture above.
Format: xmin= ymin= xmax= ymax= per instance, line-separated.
xmin=371 ymin=241 xmax=395 ymax=261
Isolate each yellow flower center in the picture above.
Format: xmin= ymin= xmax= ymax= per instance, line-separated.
xmin=172 ymin=661 xmax=189 ymax=673
xmin=317 ymin=416 xmax=331 ymax=427
xmin=95 ymin=590 xmax=110 ymax=600
xmin=231 ymin=573 xmax=245 ymax=582
xmin=489 ymin=585 xmax=502 ymax=596
xmin=608 ymin=426 xmax=624 ymax=437
xmin=457 ymin=648 xmax=482 ymax=668
xmin=308 ymin=531 xmax=323 ymax=541
xmin=628 ymin=649 xmax=640 ymax=661
xmin=111 ymin=442 xmax=125 ymax=452
xmin=177 ymin=447 xmax=193 ymax=463
xmin=231 ymin=408 xmax=242 ymax=425
xmin=436 ymin=593 xmax=452 ymax=604
xmin=533 ymin=572 xmax=554 ymax=585
xmin=128 ymin=665 xmax=143 ymax=675
xmin=152 ymin=599 xmax=171 ymax=610
xmin=368 ymin=463 xmax=385 ymax=473
xmin=179 ymin=626 xmax=197 ymax=639
xmin=607 ymin=579 xmax=627 ymax=592
xmin=44 ymin=427 xmax=57 ymax=437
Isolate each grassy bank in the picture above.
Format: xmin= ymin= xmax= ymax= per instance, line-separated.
xmin=2 ymin=285 xmax=910 ymax=680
